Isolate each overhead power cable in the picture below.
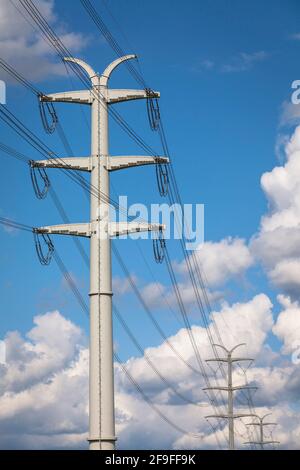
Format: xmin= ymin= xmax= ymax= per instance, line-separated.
xmin=113 ymin=304 xmax=206 ymax=409
xmin=17 ymin=0 xmax=162 ymax=159
xmin=50 ymin=241 xmax=208 ymax=442
xmin=80 ymin=0 xmax=147 ymax=88
xmin=81 ymin=1 xmax=260 ymax=430
xmin=0 ymin=141 xmax=89 ymax=267
xmin=114 ymin=351 xmax=204 ymax=440
xmin=77 ymin=0 xmax=231 ymax=382
xmin=8 ymin=0 xmax=252 ymax=442
xmin=112 ymin=241 xmax=201 ymax=376
xmin=0 ymin=104 xmax=149 ymax=224
xmin=0 ymin=216 xmax=33 ymax=233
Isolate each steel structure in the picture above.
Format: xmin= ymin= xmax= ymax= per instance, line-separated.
xmin=244 ymin=413 xmax=279 ymax=449
xmin=204 ymin=343 xmax=256 ymax=450
xmin=33 ymin=55 xmax=168 ymax=450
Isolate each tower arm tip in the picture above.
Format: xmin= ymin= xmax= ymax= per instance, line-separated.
xmin=64 ymin=57 xmax=97 ymax=80
xmin=101 ymin=54 xmax=138 ymax=86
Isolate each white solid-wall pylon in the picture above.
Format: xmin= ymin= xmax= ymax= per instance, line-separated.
xmin=35 ymin=55 xmax=168 ymax=450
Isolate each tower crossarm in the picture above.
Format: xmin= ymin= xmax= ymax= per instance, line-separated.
xmin=34 ymin=223 xmax=165 ymax=239
xmin=246 ymin=422 xmax=277 ymax=427
xmin=107 ymin=155 xmax=169 ymax=171
xmin=34 ymin=223 xmax=91 ymax=238
xmin=206 ymin=413 xmax=257 ymax=420
xmin=40 ymin=90 xmax=92 ymax=105
xmin=107 ymin=88 xmax=159 ymax=104
xmin=30 ymin=155 xmax=169 ymax=173
xmin=30 ymin=157 xmax=91 ymax=172
xmin=41 ymin=88 xmax=160 ymax=105
xmin=204 ymin=385 xmax=257 ymax=392
xmin=244 ymin=441 xmax=280 ymax=446
xmin=110 ymin=222 xmax=165 ymax=237
xmin=206 ymin=357 xmax=253 ymax=363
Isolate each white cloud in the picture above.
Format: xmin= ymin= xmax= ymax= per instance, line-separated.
xmin=175 ymin=237 xmax=253 ymax=287
xmin=196 ymin=52 xmax=268 ymax=74
xmin=112 ymin=275 xmax=137 ymax=295
xmin=269 ymin=260 xmax=300 ymax=297
xmin=211 ymin=294 xmax=273 ymax=356
xmin=273 ymin=295 xmax=300 ymax=355
xmin=1 ymin=296 xmax=299 ymax=449
xmin=279 ymin=100 xmax=300 ymax=128
xmin=0 ymin=0 xmax=88 ymax=82
xmin=1 ymin=310 xmax=84 ymax=394
xmin=221 ymin=51 xmax=268 ymax=73
xmin=251 ymin=125 xmax=300 ymax=299
xmin=0 ymin=310 xmax=88 ymax=449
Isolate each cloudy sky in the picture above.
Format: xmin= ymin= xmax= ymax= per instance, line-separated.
xmin=1 ymin=0 xmax=300 ymax=449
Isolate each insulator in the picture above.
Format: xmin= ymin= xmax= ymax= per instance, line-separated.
xmin=29 ymin=161 xmax=50 ymax=199
xmin=33 ymin=231 xmax=54 ymax=266
xmin=146 ymin=88 xmax=160 ymax=131
xmin=38 ymin=95 xmax=58 ymax=134
xmin=155 ymin=161 xmax=169 ymax=197
xmin=153 ymin=230 xmax=165 ymax=264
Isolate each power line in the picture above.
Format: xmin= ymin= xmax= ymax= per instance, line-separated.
xmin=0 ymin=140 xmax=89 ymax=267
xmin=49 ymin=239 xmax=208 ymax=442
xmin=80 ymin=0 xmax=147 ymax=88
xmin=0 ymin=104 xmax=150 ymax=224
xmin=113 ymin=303 xmax=207 ymax=409
xmin=0 ymin=216 xmax=33 ymax=233
xmin=17 ymin=0 xmax=161 ymax=158
xmin=5 ymin=0 xmax=260 ymax=446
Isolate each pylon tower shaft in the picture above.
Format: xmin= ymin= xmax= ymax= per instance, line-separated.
xmin=33 ymin=55 xmax=168 ymax=450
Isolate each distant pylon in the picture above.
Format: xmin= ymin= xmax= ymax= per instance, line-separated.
xmin=204 ymin=343 xmax=256 ymax=450
xmin=244 ymin=413 xmax=280 ymax=449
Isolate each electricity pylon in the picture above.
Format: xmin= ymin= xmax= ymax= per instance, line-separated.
xmin=204 ymin=343 xmax=256 ymax=450
xmin=244 ymin=413 xmax=280 ymax=449
xmin=33 ymin=55 xmax=168 ymax=450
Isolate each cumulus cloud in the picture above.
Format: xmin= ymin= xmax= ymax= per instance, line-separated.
xmin=279 ymin=100 xmax=300 ymax=128
xmin=175 ymin=237 xmax=253 ymax=288
xmin=0 ymin=310 xmax=88 ymax=449
xmin=273 ymin=295 xmax=300 ymax=355
xmin=269 ymin=260 xmax=300 ymax=297
xmin=133 ymin=237 xmax=253 ymax=317
xmin=0 ymin=0 xmax=88 ymax=82
xmin=251 ymin=125 xmax=300 ymax=300
xmin=211 ymin=294 xmax=273 ymax=356
xmin=106 ymin=290 xmax=300 ymax=449
xmin=113 ymin=275 xmax=137 ymax=295
xmin=2 ymin=111 xmax=300 ymax=450
xmin=1 ymin=295 xmax=291 ymax=450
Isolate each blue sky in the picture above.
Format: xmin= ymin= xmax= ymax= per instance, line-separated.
xmin=1 ymin=0 xmax=300 ymax=449
xmin=1 ymin=0 xmax=298 ymax=346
